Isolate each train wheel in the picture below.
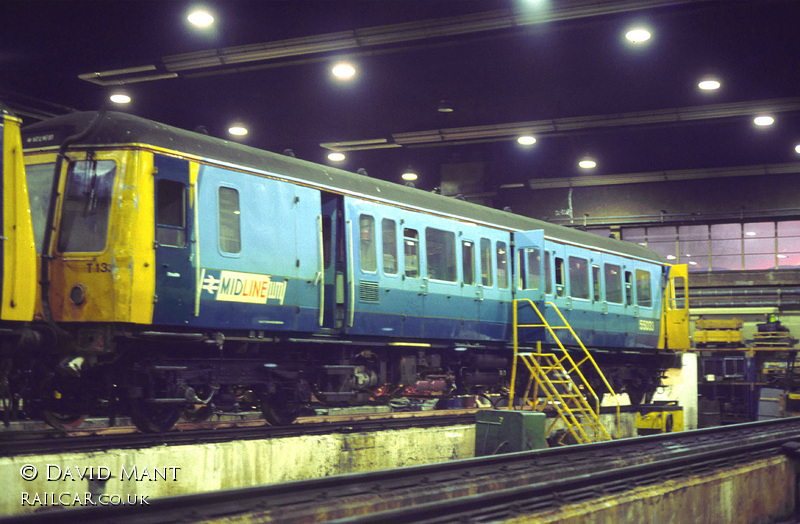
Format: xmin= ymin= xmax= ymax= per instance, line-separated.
xmin=42 ymin=410 xmax=88 ymax=432
xmin=260 ymin=395 xmax=300 ymax=426
xmin=130 ymin=400 xmax=181 ymax=433
xmin=39 ymin=375 xmax=89 ymax=431
xmin=182 ymin=404 xmax=213 ymax=423
xmin=260 ymin=380 xmax=309 ymax=426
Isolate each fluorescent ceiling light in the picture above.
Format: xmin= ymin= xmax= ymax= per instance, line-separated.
xmin=625 ymin=28 xmax=651 ymax=43
xmin=332 ymin=63 xmax=356 ymax=79
xmin=401 ymin=171 xmax=418 ymax=181
xmin=698 ymin=79 xmax=721 ymax=91
xmin=578 ymin=159 xmax=597 ymax=169
xmin=754 ymin=115 xmax=774 ymax=126
xmin=188 ymin=10 xmax=214 ymax=27
xmin=327 ymin=152 xmax=345 ymax=162
xmin=228 ymin=125 xmax=248 ymax=136
xmin=517 ymin=135 xmax=536 ymax=145
xmin=109 ymin=93 xmax=131 ymax=104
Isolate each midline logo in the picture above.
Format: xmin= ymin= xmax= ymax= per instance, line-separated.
xmin=201 ymin=269 xmax=287 ymax=305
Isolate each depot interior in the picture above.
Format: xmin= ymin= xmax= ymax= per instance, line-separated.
xmin=3 ymin=0 xmax=800 ymax=427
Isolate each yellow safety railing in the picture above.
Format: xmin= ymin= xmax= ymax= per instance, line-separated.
xmin=509 ymin=298 xmax=620 ymax=444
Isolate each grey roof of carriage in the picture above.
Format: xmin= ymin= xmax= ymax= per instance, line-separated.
xmin=24 ymin=111 xmax=665 ymax=264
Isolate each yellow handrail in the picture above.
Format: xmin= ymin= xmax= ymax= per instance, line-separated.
xmin=510 ymin=298 xmax=620 ymax=440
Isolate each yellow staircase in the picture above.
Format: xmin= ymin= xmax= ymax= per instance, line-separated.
xmin=509 ymin=299 xmax=619 ymax=445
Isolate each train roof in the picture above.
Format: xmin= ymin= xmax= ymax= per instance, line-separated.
xmin=23 ymin=111 xmax=665 ymax=265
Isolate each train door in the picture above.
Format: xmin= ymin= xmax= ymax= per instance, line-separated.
xmin=546 ymin=240 xmax=569 ymax=331
xmin=152 ymin=155 xmax=195 ymax=326
xmin=513 ymin=230 xmax=546 ymax=342
xmin=561 ymin=244 xmax=594 ymax=342
xmin=601 ymin=257 xmax=627 ymax=347
xmin=321 ymin=195 xmax=344 ymax=330
xmin=0 ymin=110 xmax=36 ymax=322
xmin=459 ymin=236 xmax=481 ymax=337
xmin=421 ymin=225 xmax=460 ymax=339
xmin=400 ymin=221 xmax=425 ymax=337
xmin=664 ymin=264 xmax=690 ymax=349
xmin=476 ymin=235 xmax=511 ymax=340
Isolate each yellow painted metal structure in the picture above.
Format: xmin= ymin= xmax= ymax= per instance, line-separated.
xmin=509 ymin=299 xmax=617 ymax=445
xmin=1 ymin=112 xmax=36 ymax=321
xmin=662 ymin=264 xmax=690 ymax=350
xmin=634 ymin=408 xmax=684 ymax=435
xmin=23 ymin=148 xmax=157 ymax=326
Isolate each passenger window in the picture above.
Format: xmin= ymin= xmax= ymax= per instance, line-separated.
xmin=322 ymin=216 xmax=332 ymax=269
xmin=426 ymin=228 xmax=456 ymax=281
xmin=636 ymin=269 xmax=652 ymax=307
xmin=592 ymin=265 xmax=601 ymax=302
xmin=59 ymin=159 xmax=117 ymax=252
xmin=382 ymin=219 xmax=397 ymax=275
xmin=480 ymin=238 xmax=492 ymax=286
xmin=569 ymin=256 xmax=589 ymax=299
xmin=544 ymin=252 xmax=552 ymax=295
xmin=671 ymin=276 xmax=686 ymax=309
xmin=462 ymin=240 xmax=475 ymax=285
xmin=519 ymin=248 xmax=541 ymax=290
xmin=625 ymin=270 xmax=634 ymax=305
xmin=497 ymin=241 xmax=509 ymax=289
xmin=26 ymin=162 xmax=56 ymax=252
xmin=555 ymin=257 xmax=565 ymax=297
xmin=359 ymin=214 xmax=376 ymax=272
xmin=218 ymin=187 xmax=240 ymax=253
xmin=605 ymin=264 xmax=622 ymax=303
xmin=404 ymin=228 xmax=419 ymax=278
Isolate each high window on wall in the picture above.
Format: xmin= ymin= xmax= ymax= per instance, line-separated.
xmin=620 ymin=220 xmax=800 ymax=271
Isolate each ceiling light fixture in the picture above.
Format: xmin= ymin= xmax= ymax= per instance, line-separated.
xmin=437 ymin=100 xmax=454 ymax=113
xmin=401 ymin=169 xmax=418 ymax=181
xmin=795 ymin=144 xmax=800 ymax=154
xmin=109 ymin=93 xmax=131 ymax=104
xmin=228 ymin=125 xmax=248 ymax=136
xmin=332 ymin=62 xmax=356 ymax=80
xmin=517 ymin=135 xmax=537 ymax=145
xmin=698 ymin=79 xmax=721 ymax=91
xmin=625 ymin=28 xmax=651 ymax=43
xmin=578 ymin=158 xmax=597 ymax=169
xmin=754 ymin=115 xmax=775 ymax=126
xmin=327 ymin=152 xmax=345 ymax=162
xmin=187 ymin=10 xmax=214 ymax=27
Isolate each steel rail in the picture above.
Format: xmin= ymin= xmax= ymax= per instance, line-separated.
xmin=6 ymin=417 xmax=800 ymax=523
xmin=332 ymin=435 xmax=794 ymax=523
xmin=0 ymin=412 xmax=475 ymax=457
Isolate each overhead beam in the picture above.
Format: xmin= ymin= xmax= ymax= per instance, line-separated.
xmin=321 ymin=97 xmax=800 ymax=151
xmin=79 ymin=0 xmax=697 ymax=85
xmin=524 ymin=162 xmax=800 ymax=189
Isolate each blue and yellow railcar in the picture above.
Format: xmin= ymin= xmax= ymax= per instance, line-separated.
xmin=18 ymin=111 xmax=689 ymax=431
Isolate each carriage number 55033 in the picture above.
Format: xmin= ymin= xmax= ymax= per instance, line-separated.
xmin=638 ymin=319 xmax=655 ymax=332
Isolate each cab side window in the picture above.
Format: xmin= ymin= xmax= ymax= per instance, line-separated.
xmin=359 ymin=214 xmax=376 ymax=272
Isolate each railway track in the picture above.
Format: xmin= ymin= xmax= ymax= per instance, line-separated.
xmin=0 ymin=410 xmax=477 ymax=457
xmin=7 ymin=416 xmax=800 ymax=523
